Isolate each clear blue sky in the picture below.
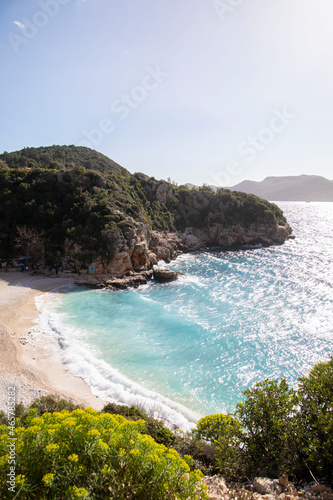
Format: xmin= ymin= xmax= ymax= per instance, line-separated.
xmin=1 ymin=0 xmax=332 ymax=186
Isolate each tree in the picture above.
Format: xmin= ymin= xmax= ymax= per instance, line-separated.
xmin=195 ymin=413 xmax=244 ymax=478
xmin=14 ymin=225 xmax=45 ymax=262
xmin=235 ymin=378 xmax=298 ymax=477
xmin=297 ymin=357 xmax=333 ymax=482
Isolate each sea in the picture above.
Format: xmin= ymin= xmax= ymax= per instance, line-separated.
xmin=36 ymin=202 xmax=333 ymax=430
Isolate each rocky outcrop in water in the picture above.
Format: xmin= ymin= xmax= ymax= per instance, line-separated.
xmin=78 ymin=220 xmax=292 ymax=278
xmin=71 ymin=216 xmax=293 ymax=287
xmin=73 ymin=218 xmax=293 ymax=289
xmin=182 ymin=222 xmax=293 ymax=250
xmin=71 ymin=225 xmax=183 ymax=277
xmin=152 ymin=268 xmax=180 ymax=282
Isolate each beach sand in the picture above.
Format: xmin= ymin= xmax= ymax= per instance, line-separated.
xmin=0 ymin=271 xmax=106 ymax=413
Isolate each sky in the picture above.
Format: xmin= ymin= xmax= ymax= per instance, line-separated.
xmin=0 ymin=0 xmax=332 ymax=186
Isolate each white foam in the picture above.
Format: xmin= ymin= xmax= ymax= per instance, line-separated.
xmin=35 ymin=288 xmax=200 ymax=431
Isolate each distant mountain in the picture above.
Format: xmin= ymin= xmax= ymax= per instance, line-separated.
xmin=229 ymin=175 xmax=333 ymax=202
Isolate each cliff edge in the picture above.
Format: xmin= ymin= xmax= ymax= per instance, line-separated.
xmin=0 ymin=146 xmax=292 ymax=276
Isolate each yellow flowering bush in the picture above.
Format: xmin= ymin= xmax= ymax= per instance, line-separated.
xmin=196 ymin=413 xmax=241 ymax=443
xmin=0 ymin=408 xmax=207 ymax=499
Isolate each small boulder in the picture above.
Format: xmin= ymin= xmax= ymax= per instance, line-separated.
xmin=253 ymin=478 xmax=282 ymax=495
xmin=202 ymin=476 xmax=228 ymax=500
xmin=153 ymin=268 xmax=178 ymax=282
xmin=310 ymin=485 xmax=332 ymax=494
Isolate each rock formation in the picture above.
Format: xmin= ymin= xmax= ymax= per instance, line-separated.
xmin=202 ymin=475 xmax=333 ymax=500
xmin=0 ymin=145 xmax=294 ymax=284
xmin=152 ymin=268 xmax=179 ymax=282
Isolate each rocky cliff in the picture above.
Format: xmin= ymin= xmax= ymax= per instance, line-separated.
xmin=0 ymin=146 xmax=293 ymax=278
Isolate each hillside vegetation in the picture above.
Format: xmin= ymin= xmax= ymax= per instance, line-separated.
xmin=0 ymin=145 xmax=289 ymax=268
xmin=0 ymin=145 xmax=129 ymax=176
xmin=0 ymin=357 xmax=332 ymax=498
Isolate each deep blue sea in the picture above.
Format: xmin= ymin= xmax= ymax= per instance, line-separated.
xmin=37 ymin=202 xmax=333 ymax=430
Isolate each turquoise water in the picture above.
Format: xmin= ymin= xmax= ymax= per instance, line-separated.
xmin=37 ymin=202 xmax=333 ymax=429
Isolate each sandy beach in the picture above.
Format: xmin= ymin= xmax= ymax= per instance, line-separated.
xmin=0 ymin=271 xmax=106 ymax=413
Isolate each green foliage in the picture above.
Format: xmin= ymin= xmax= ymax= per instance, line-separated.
xmin=297 ymin=356 xmax=333 ymax=482
xmin=0 ymin=145 xmax=128 ymax=176
xmin=0 ymin=408 xmax=207 ymax=499
xmin=102 ymin=402 xmax=216 ymax=474
xmin=172 ymin=431 xmax=217 ymax=476
xmin=195 ymin=414 xmax=244 ymax=478
xmin=235 ymin=378 xmax=298 ymax=477
xmin=1 ymin=357 xmax=330 ymax=496
xmin=102 ymin=402 xmax=176 ymax=448
xmin=102 ymin=402 xmax=147 ymax=421
xmin=193 ymin=359 xmax=333 ymax=483
xmin=29 ymin=394 xmax=82 ymax=415
xmin=196 ymin=413 xmax=240 ymax=442
xmin=145 ymin=417 xmax=177 ymax=448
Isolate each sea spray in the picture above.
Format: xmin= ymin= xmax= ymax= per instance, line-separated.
xmin=36 ymin=289 xmax=201 ymax=430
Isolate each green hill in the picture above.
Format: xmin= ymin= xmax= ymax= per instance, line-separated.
xmin=0 ymin=145 xmax=129 ymax=177
xmin=0 ymin=146 xmax=291 ymax=271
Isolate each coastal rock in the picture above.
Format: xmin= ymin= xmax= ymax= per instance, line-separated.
xmin=149 ymin=231 xmax=183 ymax=262
xmin=147 ymin=251 xmax=158 ymax=266
xmin=182 ymin=230 xmax=205 ymax=251
xmin=105 ymin=271 xmax=152 ymax=289
xmin=131 ymin=242 xmax=149 ymax=270
xmin=181 ymin=222 xmax=293 ymax=250
xmin=201 ymin=476 xmax=330 ymax=500
xmin=152 ymin=181 xmax=174 ymax=204
xmin=71 ymin=226 xmax=183 ymax=277
xmin=74 ymin=274 xmax=102 ymax=288
xmin=202 ymin=475 xmax=228 ymax=499
xmin=278 ymin=475 xmax=290 ymax=489
xmin=71 ymin=219 xmax=293 ymax=290
xmin=310 ymin=485 xmax=332 ymax=494
xmin=62 ymin=189 xmax=293 ymax=288
xmin=153 ymin=268 xmax=178 ymax=282
xmin=253 ymin=478 xmax=282 ymax=495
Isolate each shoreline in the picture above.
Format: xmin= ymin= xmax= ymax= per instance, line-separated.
xmin=0 ymin=270 xmax=200 ymax=431
xmin=0 ymin=271 xmax=107 ymax=412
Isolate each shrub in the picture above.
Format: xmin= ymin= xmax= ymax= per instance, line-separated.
xmin=102 ymin=402 xmax=176 ymax=448
xmin=29 ymin=394 xmax=82 ymax=415
xmin=0 ymin=412 xmax=6 ymax=426
xmin=172 ymin=430 xmax=217 ymax=475
xmin=102 ymin=402 xmax=147 ymax=421
xmin=195 ymin=414 xmax=243 ymax=478
xmin=196 ymin=413 xmax=240 ymax=443
xmin=0 ymin=408 xmax=207 ymax=499
xmin=144 ymin=416 xmax=177 ymax=447
xmin=297 ymin=356 xmax=333 ymax=482
xmin=235 ymin=378 xmax=298 ymax=477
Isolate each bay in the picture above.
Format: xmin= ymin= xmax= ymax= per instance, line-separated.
xmin=37 ymin=202 xmax=333 ymax=429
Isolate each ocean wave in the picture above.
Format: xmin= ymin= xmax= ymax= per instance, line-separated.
xmin=35 ymin=290 xmax=200 ymax=431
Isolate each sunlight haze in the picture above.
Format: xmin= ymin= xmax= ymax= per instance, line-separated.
xmin=1 ymin=0 xmax=332 ymax=186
